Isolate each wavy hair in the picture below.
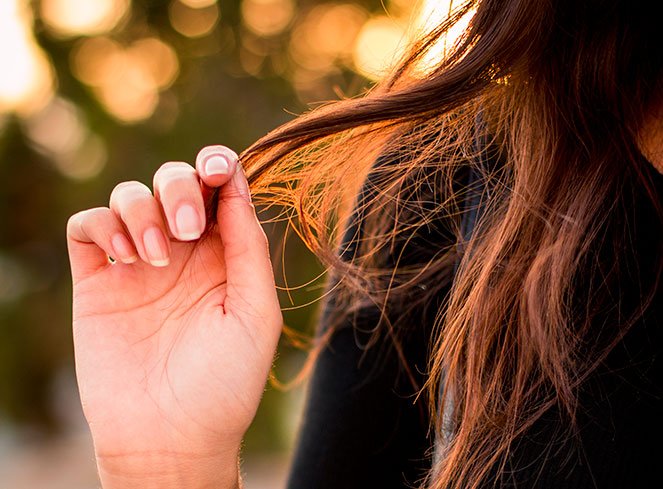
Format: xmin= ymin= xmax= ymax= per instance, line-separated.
xmin=211 ymin=1 xmax=663 ymax=487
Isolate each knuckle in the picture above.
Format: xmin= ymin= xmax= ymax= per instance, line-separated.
xmin=120 ymin=197 xmax=156 ymax=221
xmin=157 ymin=161 xmax=192 ymax=173
xmin=153 ymin=169 xmax=199 ymax=202
xmin=68 ymin=207 xmax=112 ymax=239
xmin=113 ymin=180 xmax=145 ymax=192
xmin=153 ymin=162 xmax=194 ymax=186
xmin=80 ymin=207 xmax=109 ymax=228
xmin=157 ymin=176 xmax=199 ymax=202
xmin=66 ymin=212 xmax=83 ymax=236
xmin=110 ymin=180 xmax=149 ymax=202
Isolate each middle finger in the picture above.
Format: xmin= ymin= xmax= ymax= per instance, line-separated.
xmin=152 ymin=161 xmax=206 ymax=242
xmin=109 ymin=180 xmax=171 ymax=267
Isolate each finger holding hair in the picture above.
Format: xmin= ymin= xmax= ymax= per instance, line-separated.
xmin=195 ymin=144 xmax=238 ymax=188
xmin=195 ymin=146 xmax=281 ymax=329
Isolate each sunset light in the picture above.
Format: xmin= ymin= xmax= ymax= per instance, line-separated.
xmin=0 ymin=0 xmax=54 ymax=115
xmin=169 ymin=0 xmax=220 ymax=38
xmin=352 ymin=16 xmax=408 ymax=81
xmin=241 ymin=0 xmax=295 ymax=37
xmin=40 ymin=0 xmax=129 ymax=37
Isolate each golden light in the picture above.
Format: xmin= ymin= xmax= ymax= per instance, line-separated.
xmin=0 ymin=0 xmax=55 ymax=116
xmin=128 ymin=38 xmax=180 ymax=89
xmin=241 ymin=0 xmax=294 ymax=37
xmin=40 ymin=0 xmax=129 ymax=37
xmin=71 ymin=37 xmax=124 ymax=86
xmin=169 ymin=0 xmax=219 ymax=38
xmin=388 ymin=0 xmax=415 ymax=17
xmin=352 ymin=16 xmax=408 ymax=81
xmin=71 ymin=36 xmax=179 ymax=123
xmin=23 ymin=97 xmax=86 ymax=156
xmin=53 ymin=133 xmax=108 ymax=180
xmin=290 ymin=3 xmax=367 ymax=72
xmin=179 ymin=0 xmax=217 ymax=7
xmin=94 ymin=58 xmax=160 ymax=123
xmin=412 ymin=0 xmax=475 ymax=72
xmin=22 ymin=96 xmax=108 ymax=180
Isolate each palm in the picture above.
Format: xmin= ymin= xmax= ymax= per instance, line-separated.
xmin=68 ymin=149 xmax=282 ymax=471
xmin=73 ymin=232 xmax=272 ymax=456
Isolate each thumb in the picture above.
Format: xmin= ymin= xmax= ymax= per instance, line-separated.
xmin=195 ymin=147 xmax=281 ymax=330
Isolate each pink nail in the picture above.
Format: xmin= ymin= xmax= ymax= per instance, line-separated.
xmin=143 ymin=227 xmax=170 ymax=267
xmin=111 ymin=234 xmax=137 ymax=264
xmin=204 ymin=155 xmax=229 ymax=176
xmin=175 ymin=204 xmax=202 ymax=240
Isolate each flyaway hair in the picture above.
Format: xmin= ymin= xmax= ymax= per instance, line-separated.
xmin=209 ymin=1 xmax=663 ymax=487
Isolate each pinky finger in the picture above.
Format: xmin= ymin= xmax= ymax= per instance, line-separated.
xmin=67 ymin=207 xmax=139 ymax=269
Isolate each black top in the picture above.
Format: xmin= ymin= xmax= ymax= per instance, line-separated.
xmin=285 ymin=148 xmax=663 ymax=488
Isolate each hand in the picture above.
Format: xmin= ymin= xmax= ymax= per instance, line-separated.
xmin=67 ymin=146 xmax=282 ymax=486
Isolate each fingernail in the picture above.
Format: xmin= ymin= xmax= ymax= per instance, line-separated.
xmin=175 ymin=204 xmax=202 ymax=240
xmin=204 ymin=155 xmax=229 ymax=176
xmin=111 ymin=233 xmax=138 ymax=264
xmin=143 ymin=227 xmax=170 ymax=267
xmin=232 ymin=163 xmax=252 ymax=203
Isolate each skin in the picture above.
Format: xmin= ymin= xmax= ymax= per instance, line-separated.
xmin=68 ymin=116 xmax=663 ymax=488
xmin=67 ymin=146 xmax=282 ymax=488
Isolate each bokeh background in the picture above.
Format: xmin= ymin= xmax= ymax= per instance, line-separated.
xmin=0 ymin=0 xmax=451 ymax=487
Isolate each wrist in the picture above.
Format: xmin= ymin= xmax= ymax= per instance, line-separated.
xmin=95 ymin=450 xmax=241 ymax=489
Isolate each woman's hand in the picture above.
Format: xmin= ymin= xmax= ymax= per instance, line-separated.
xmin=66 ymin=146 xmax=282 ymax=488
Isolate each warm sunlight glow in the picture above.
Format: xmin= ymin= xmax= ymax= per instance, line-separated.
xmin=71 ymin=36 xmax=179 ymax=123
xmin=24 ymin=97 xmax=85 ymax=156
xmin=53 ymin=133 xmax=108 ymax=180
xmin=290 ymin=3 xmax=367 ymax=72
xmin=241 ymin=0 xmax=295 ymax=37
xmin=169 ymin=0 xmax=219 ymax=38
xmin=40 ymin=0 xmax=129 ymax=37
xmin=180 ymin=0 xmax=217 ymax=7
xmin=0 ymin=0 xmax=55 ymax=115
xmin=352 ymin=16 xmax=408 ymax=81
xmin=413 ymin=0 xmax=474 ymax=72
xmin=22 ymin=96 xmax=107 ymax=180
xmin=128 ymin=38 xmax=180 ymax=89
xmin=99 ymin=78 xmax=159 ymax=123
xmin=71 ymin=37 xmax=123 ymax=86
xmin=388 ymin=0 xmax=415 ymax=17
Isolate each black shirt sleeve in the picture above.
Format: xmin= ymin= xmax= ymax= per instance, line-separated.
xmin=284 ymin=158 xmax=465 ymax=489
xmin=283 ymin=292 xmax=434 ymax=489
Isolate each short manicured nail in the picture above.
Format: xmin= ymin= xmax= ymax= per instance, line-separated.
xmin=111 ymin=233 xmax=138 ymax=264
xmin=175 ymin=204 xmax=202 ymax=240
xmin=143 ymin=227 xmax=170 ymax=267
xmin=204 ymin=155 xmax=229 ymax=176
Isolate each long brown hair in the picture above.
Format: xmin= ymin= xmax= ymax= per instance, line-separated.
xmin=216 ymin=1 xmax=663 ymax=487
